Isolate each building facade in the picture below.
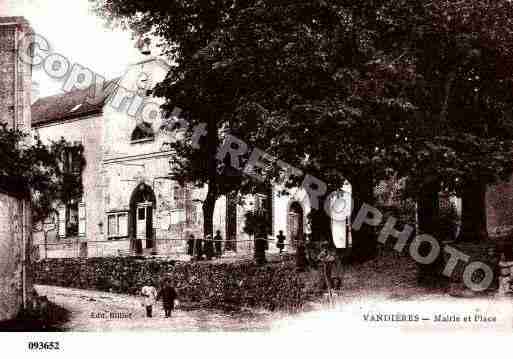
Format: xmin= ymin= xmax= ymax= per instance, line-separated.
xmin=31 ymin=53 xmax=332 ymax=258
xmin=28 ymin=42 xmax=513 ymax=261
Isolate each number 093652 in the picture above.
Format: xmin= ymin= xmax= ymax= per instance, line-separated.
xmin=27 ymin=342 xmax=60 ymax=350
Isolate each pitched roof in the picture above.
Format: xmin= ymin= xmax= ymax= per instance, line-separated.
xmin=31 ymin=78 xmax=119 ymax=126
xmin=0 ymin=16 xmax=30 ymax=25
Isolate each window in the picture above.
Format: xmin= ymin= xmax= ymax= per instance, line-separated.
xmin=136 ymin=71 xmax=152 ymax=96
xmin=138 ymin=207 xmax=146 ymax=220
xmin=192 ymin=203 xmax=202 ymax=225
xmin=78 ymin=202 xmax=86 ymax=236
xmin=255 ymin=194 xmax=269 ymax=213
xmin=173 ymin=185 xmax=186 ymax=209
xmin=61 ymin=145 xmax=82 ymax=175
xmin=107 ymin=212 xmax=128 ymax=239
xmin=170 ymin=209 xmax=186 ymax=225
xmin=57 ymin=201 xmax=85 ymax=238
xmin=58 ymin=205 xmax=66 ymax=238
xmin=131 ymin=122 xmax=154 ymax=142
xmin=66 ymin=202 xmax=79 ymax=237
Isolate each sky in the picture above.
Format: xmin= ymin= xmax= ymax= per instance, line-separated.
xmin=1 ymin=0 xmax=142 ymax=97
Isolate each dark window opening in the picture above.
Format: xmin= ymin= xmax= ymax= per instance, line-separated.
xmin=66 ymin=202 xmax=79 ymax=237
xmin=62 ymin=146 xmax=82 ymax=175
xmin=138 ymin=207 xmax=146 ymax=220
xmin=131 ymin=122 xmax=154 ymax=142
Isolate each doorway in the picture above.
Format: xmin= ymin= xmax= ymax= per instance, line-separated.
xmin=288 ymin=201 xmax=304 ymax=248
xmin=129 ymin=183 xmax=156 ymax=254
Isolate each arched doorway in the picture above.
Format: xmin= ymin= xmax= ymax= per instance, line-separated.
xmin=129 ymin=183 xmax=156 ymax=255
xmin=288 ymin=201 xmax=304 ymax=249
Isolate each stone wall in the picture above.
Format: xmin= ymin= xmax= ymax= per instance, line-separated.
xmin=497 ymin=260 xmax=513 ymax=296
xmin=418 ymin=241 xmax=500 ymax=291
xmin=0 ymin=191 xmax=32 ymax=321
xmin=487 ymin=177 xmax=513 ymax=235
xmin=444 ymin=242 xmax=499 ymax=286
xmin=34 ymin=256 xmax=306 ymax=311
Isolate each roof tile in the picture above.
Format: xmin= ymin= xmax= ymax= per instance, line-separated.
xmin=31 ymin=78 xmax=119 ymax=126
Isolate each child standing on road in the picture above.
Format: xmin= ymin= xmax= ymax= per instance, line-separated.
xmin=157 ymin=278 xmax=178 ymax=318
xmin=140 ymin=284 xmax=158 ymax=318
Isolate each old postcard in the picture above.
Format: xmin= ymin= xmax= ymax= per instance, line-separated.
xmin=1 ymin=0 xmax=512 ymax=356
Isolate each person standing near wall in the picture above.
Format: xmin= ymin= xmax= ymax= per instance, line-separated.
xmin=276 ymin=230 xmax=286 ymax=254
xmin=157 ymin=278 xmax=178 ymax=318
xmin=187 ymin=234 xmax=195 ymax=256
xmin=195 ymin=234 xmax=203 ymax=260
xmin=204 ymin=234 xmax=214 ymax=260
xmin=214 ymin=230 xmax=223 ymax=258
xmin=295 ymin=232 xmax=308 ymax=272
xmin=254 ymin=236 xmax=268 ymax=266
xmin=140 ymin=284 xmax=158 ymax=318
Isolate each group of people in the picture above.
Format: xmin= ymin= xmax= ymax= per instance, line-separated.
xmin=182 ymin=229 xmax=292 ymax=266
xmin=140 ymin=278 xmax=178 ymax=318
xmin=186 ymin=230 xmax=224 ymax=260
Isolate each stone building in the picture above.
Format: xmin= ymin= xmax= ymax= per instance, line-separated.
xmin=0 ymin=16 xmax=34 ymax=321
xmin=30 ymin=48 xmax=340 ymax=258
xmin=31 ymin=56 xmax=204 ymax=257
xmin=28 ymin=40 xmax=513 ymax=261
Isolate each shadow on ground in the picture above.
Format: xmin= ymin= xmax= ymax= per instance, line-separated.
xmin=0 ymin=301 xmax=70 ymax=332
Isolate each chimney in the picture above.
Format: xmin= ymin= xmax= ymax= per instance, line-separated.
xmin=0 ymin=16 xmax=33 ymax=131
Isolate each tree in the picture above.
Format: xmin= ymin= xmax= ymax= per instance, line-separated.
xmin=93 ymin=0 xmax=274 ymax=239
xmin=243 ymin=210 xmax=272 ymax=238
xmin=91 ymin=0 xmax=513 ymax=256
xmin=0 ymin=124 xmax=85 ymax=223
xmin=379 ymin=1 xmax=513 ymax=242
xmin=90 ymin=0 xmax=411 ymax=258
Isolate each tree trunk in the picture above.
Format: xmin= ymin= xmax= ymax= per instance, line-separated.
xmin=459 ymin=181 xmax=488 ymax=242
xmin=309 ymin=207 xmax=333 ymax=245
xmin=202 ymin=188 xmax=216 ymax=238
xmin=417 ymin=181 xmax=440 ymax=236
xmin=202 ymin=109 xmax=218 ymax=239
xmin=350 ymin=174 xmax=376 ymax=262
xmin=416 ymin=181 xmax=444 ymax=287
xmin=225 ymin=192 xmax=237 ymax=251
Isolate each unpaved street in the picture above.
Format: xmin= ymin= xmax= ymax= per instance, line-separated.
xmin=34 ymin=250 xmax=513 ymax=332
xmin=35 ymin=285 xmax=279 ymax=331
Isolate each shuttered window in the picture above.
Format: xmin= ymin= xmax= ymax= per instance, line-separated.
xmin=170 ymin=209 xmax=186 ymax=225
xmin=58 ymin=205 xmax=66 ymax=238
xmin=107 ymin=212 xmax=128 ymax=238
xmin=118 ymin=213 xmax=128 ymax=237
xmin=78 ymin=202 xmax=86 ymax=236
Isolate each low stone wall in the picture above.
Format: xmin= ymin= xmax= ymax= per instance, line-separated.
xmin=33 ymin=255 xmax=307 ymax=311
xmin=418 ymin=241 xmax=500 ymax=291
xmin=497 ymin=260 xmax=513 ymax=295
xmin=0 ymin=191 xmax=32 ymax=322
xmin=444 ymin=242 xmax=499 ymax=284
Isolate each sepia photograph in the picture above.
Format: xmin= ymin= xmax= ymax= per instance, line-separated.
xmin=0 ymin=0 xmax=512 ymax=355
